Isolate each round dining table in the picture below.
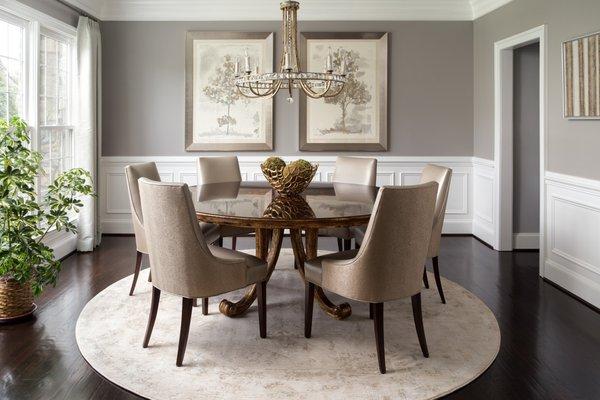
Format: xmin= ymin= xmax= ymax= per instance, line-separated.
xmin=190 ymin=181 xmax=378 ymax=320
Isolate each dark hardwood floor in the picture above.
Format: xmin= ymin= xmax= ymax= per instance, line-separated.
xmin=1 ymin=236 xmax=599 ymax=399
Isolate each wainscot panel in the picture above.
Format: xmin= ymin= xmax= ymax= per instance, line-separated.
xmin=100 ymin=156 xmax=474 ymax=234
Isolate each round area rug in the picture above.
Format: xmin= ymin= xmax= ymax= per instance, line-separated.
xmin=76 ymin=250 xmax=500 ymax=400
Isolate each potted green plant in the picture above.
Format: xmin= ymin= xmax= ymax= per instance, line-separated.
xmin=0 ymin=116 xmax=94 ymax=321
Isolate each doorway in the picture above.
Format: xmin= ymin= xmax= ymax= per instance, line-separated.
xmin=493 ymin=25 xmax=547 ymax=275
xmin=513 ymin=43 xmax=540 ymax=250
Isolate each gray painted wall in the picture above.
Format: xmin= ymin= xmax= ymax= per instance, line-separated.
xmin=101 ymin=21 xmax=473 ymax=157
xmin=16 ymin=0 xmax=78 ymax=27
xmin=474 ymin=0 xmax=600 ymax=180
xmin=513 ymin=43 xmax=539 ymax=234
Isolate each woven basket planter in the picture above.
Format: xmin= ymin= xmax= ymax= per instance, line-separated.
xmin=0 ymin=277 xmax=35 ymax=321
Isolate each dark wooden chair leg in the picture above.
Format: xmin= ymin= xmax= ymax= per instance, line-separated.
xmin=373 ymin=302 xmax=386 ymax=374
xmin=176 ymin=298 xmax=194 ymax=367
xmin=432 ymin=256 xmax=446 ymax=304
xmin=143 ymin=286 xmax=161 ymax=348
xmin=217 ymin=236 xmax=224 ymax=247
xmin=422 ymin=268 xmax=429 ymax=289
xmin=411 ymin=292 xmax=429 ymax=358
xmin=148 ymin=270 xmax=152 ymax=282
xmin=129 ymin=251 xmax=143 ymax=296
xmin=232 ymin=236 xmax=237 ymax=250
xmin=202 ymin=298 xmax=208 ymax=315
xmin=192 ymin=298 xmax=198 ymax=307
xmin=337 ymin=238 xmax=343 ymax=251
xmin=369 ymin=303 xmax=374 ymax=319
xmin=343 ymin=239 xmax=352 ymax=251
xmin=305 ymin=282 xmax=315 ymax=338
xmin=257 ymin=281 xmax=267 ymax=338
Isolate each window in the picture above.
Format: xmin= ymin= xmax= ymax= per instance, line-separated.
xmin=0 ymin=14 xmax=26 ymax=120
xmin=39 ymin=33 xmax=74 ymax=196
xmin=0 ymin=4 xmax=77 ymax=197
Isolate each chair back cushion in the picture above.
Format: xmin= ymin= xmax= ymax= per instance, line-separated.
xmin=420 ymin=164 xmax=452 ymax=257
xmin=124 ymin=162 xmax=160 ymax=253
xmin=332 ymin=156 xmax=377 ymax=186
xmin=322 ymin=182 xmax=437 ymax=303
xmin=197 ymin=156 xmax=242 ymax=184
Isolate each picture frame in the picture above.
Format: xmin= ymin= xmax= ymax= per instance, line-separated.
xmin=185 ymin=31 xmax=274 ymax=151
xmin=562 ymin=30 xmax=600 ymax=119
xmin=299 ymin=32 xmax=388 ymax=151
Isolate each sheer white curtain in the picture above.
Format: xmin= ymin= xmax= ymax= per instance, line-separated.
xmin=76 ymin=17 xmax=102 ymax=251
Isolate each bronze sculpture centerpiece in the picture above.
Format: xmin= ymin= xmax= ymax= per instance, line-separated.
xmin=261 ymin=157 xmax=318 ymax=195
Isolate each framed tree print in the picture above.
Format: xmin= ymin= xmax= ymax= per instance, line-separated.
xmin=185 ymin=32 xmax=274 ymax=151
xmin=299 ymin=32 xmax=388 ymax=151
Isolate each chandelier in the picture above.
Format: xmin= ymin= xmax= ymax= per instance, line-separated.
xmin=234 ymin=1 xmax=347 ymax=103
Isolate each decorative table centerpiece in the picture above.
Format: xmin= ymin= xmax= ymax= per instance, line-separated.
xmin=261 ymin=157 xmax=318 ymax=195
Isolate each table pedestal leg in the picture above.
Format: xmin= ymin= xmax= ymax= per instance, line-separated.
xmin=219 ymin=228 xmax=283 ymax=318
xmin=290 ymin=229 xmax=352 ymax=320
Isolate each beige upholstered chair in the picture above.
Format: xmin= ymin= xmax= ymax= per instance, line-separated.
xmin=197 ymin=156 xmax=254 ymax=249
xmin=125 ymin=162 xmax=220 ymax=296
xmin=419 ymin=164 xmax=452 ymax=304
xmin=320 ymin=156 xmax=377 ymax=251
xmin=304 ymin=182 xmax=438 ymax=374
xmin=352 ymin=164 xmax=453 ymax=304
xmin=138 ymin=178 xmax=269 ymax=367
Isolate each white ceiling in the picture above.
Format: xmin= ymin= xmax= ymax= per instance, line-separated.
xmin=65 ymin=0 xmax=513 ymax=21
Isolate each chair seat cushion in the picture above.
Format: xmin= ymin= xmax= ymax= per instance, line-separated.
xmin=350 ymin=225 xmax=367 ymax=246
xmin=200 ymin=222 xmax=221 ymax=244
xmin=219 ymin=225 xmax=254 ymax=238
xmin=209 ymin=246 xmax=268 ymax=284
xmin=305 ymin=249 xmax=359 ymax=285
xmin=319 ymin=227 xmax=354 ymax=240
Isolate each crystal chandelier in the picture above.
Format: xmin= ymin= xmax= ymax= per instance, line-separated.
xmin=234 ymin=1 xmax=347 ymax=103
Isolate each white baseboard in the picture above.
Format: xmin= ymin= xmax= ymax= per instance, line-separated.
xmin=545 ymin=259 xmax=600 ymax=307
xmin=43 ymin=229 xmax=77 ymax=260
xmin=513 ymin=233 xmax=540 ymax=249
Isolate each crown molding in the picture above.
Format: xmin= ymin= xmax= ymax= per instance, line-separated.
xmin=62 ymin=0 xmax=103 ymax=18
xmin=60 ymin=0 xmax=513 ymax=22
xmin=470 ymin=0 xmax=513 ymax=19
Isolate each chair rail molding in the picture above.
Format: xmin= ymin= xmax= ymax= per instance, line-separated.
xmin=99 ymin=155 xmax=474 ymax=235
xmin=545 ymin=171 xmax=600 ymax=308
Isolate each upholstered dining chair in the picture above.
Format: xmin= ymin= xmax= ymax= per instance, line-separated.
xmin=138 ymin=178 xmax=269 ymax=367
xmin=418 ymin=164 xmax=452 ymax=304
xmin=197 ymin=156 xmax=254 ymax=250
xmin=304 ymin=182 xmax=438 ymax=374
xmin=320 ymin=156 xmax=377 ymax=251
xmin=125 ymin=162 xmax=220 ymax=297
xmin=352 ymin=164 xmax=453 ymax=304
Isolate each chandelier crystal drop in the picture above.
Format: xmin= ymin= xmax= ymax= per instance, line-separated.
xmin=234 ymin=1 xmax=347 ymax=102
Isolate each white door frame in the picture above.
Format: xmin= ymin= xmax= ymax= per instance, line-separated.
xmin=493 ymin=25 xmax=547 ymax=276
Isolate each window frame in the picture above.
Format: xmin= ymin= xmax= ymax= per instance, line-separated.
xmin=0 ymin=0 xmax=77 ymax=196
xmin=38 ymin=27 xmax=77 ymax=196
xmin=0 ymin=8 xmax=29 ymax=122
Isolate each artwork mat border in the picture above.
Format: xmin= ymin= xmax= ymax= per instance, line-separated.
xmin=299 ymin=32 xmax=388 ymax=151
xmin=561 ymin=28 xmax=600 ymax=120
xmin=185 ymin=31 xmax=274 ymax=151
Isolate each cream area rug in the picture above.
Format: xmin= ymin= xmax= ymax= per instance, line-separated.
xmin=76 ymin=250 xmax=500 ymax=400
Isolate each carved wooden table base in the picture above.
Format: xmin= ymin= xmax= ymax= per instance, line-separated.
xmin=218 ymin=227 xmax=352 ymax=320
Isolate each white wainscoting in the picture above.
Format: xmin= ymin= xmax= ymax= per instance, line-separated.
xmin=100 ymin=156 xmax=474 ymax=235
xmin=472 ymin=157 xmax=496 ymax=246
xmin=545 ymin=171 xmax=600 ymax=308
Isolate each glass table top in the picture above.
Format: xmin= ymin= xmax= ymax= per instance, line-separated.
xmin=190 ymin=181 xmax=378 ymax=222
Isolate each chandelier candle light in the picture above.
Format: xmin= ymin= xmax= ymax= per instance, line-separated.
xmin=234 ymin=1 xmax=347 ymax=103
